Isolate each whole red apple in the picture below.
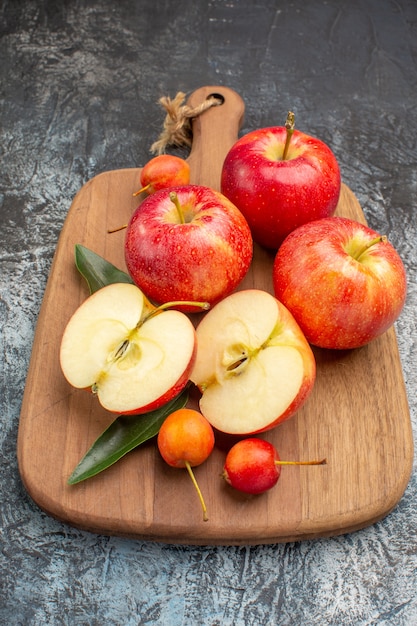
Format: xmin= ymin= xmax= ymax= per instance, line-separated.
xmin=221 ymin=116 xmax=341 ymax=249
xmin=273 ymin=216 xmax=407 ymax=349
xmin=125 ymin=184 xmax=253 ymax=311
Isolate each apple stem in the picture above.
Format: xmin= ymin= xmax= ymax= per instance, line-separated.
xmin=282 ymin=111 xmax=295 ymax=160
xmin=351 ymin=235 xmax=388 ymax=262
xmin=133 ymin=183 xmax=151 ymax=197
xmin=157 ymin=300 xmax=210 ymax=311
xmin=275 ymin=459 xmax=327 ymax=466
xmin=185 ymin=460 xmax=208 ymax=522
xmin=139 ymin=300 xmax=210 ymax=326
xmin=170 ymin=191 xmax=185 ymax=224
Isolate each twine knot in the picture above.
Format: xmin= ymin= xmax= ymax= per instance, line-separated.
xmin=150 ymin=91 xmax=222 ymax=155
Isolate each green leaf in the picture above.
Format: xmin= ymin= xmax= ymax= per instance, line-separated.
xmin=68 ymin=388 xmax=189 ymax=485
xmin=75 ymin=244 xmax=134 ymax=293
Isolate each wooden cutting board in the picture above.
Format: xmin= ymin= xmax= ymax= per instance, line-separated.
xmin=17 ymin=86 xmax=413 ymax=545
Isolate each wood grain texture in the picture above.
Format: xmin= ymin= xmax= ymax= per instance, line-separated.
xmin=17 ymin=86 xmax=413 ymax=545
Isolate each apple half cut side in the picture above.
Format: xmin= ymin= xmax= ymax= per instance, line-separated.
xmin=190 ymin=289 xmax=316 ymax=435
xmin=60 ymin=283 xmax=196 ymax=414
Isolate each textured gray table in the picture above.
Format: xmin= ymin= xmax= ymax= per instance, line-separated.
xmin=1 ymin=1 xmax=416 ymax=624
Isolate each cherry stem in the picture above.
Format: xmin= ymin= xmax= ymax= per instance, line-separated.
xmin=170 ymin=191 xmax=185 ymax=224
xmin=185 ymin=460 xmax=208 ymax=522
xmin=352 ymin=235 xmax=387 ymax=262
xmin=133 ymin=183 xmax=151 ymax=197
xmin=108 ymin=181 xmax=153 ymax=232
xmin=275 ymin=459 xmax=327 ymax=466
xmin=108 ymin=223 xmax=127 ymax=234
xmin=282 ymin=111 xmax=295 ymax=160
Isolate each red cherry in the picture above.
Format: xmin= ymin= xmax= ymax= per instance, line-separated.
xmin=223 ymin=438 xmax=326 ymax=495
xmin=157 ymin=408 xmax=215 ymax=520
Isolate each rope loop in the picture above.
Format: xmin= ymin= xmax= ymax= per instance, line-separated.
xmin=150 ymin=91 xmax=222 ymax=155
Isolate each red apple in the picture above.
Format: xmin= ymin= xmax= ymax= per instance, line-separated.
xmin=59 ymin=283 xmax=197 ymax=414
xmin=133 ymin=154 xmax=190 ymax=196
xmin=125 ymin=185 xmax=253 ymax=311
xmin=190 ymin=289 xmax=316 ymax=434
xmin=273 ymin=216 xmax=407 ymax=349
xmin=220 ymin=115 xmax=341 ymax=249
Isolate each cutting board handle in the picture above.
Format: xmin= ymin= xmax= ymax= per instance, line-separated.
xmin=186 ymin=86 xmax=245 ymax=191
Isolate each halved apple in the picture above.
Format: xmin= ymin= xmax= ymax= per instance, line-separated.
xmin=60 ymin=283 xmax=196 ymax=414
xmin=190 ymin=289 xmax=316 ymax=434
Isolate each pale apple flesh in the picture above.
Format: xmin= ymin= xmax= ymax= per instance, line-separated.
xmin=190 ymin=289 xmax=316 ymax=434
xmin=60 ymin=283 xmax=196 ymax=414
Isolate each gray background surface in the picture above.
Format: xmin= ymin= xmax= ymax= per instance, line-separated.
xmin=1 ymin=0 xmax=417 ymax=624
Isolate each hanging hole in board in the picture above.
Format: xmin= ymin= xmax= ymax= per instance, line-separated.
xmin=207 ymin=93 xmax=225 ymax=105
